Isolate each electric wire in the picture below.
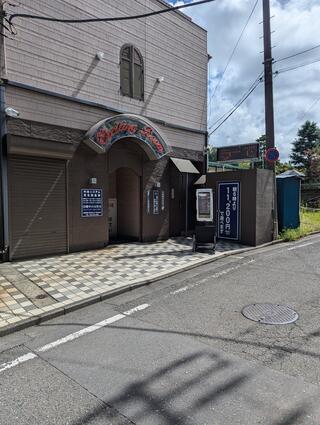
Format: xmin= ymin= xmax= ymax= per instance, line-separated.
xmin=207 ymin=0 xmax=259 ymax=124
xmin=275 ymin=43 xmax=320 ymax=64
xmin=6 ymin=0 xmax=215 ymax=25
xmin=274 ymin=57 xmax=320 ymax=75
xmin=208 ymin=71 xmax=263 ymax=130
xmin=208 ymin=72 xmax=263 ymax=136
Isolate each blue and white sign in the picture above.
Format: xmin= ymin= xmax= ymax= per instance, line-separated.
xmin=218 ymin=182 xmax=240 ymax=240
xmin=153 ymin=190 xmax=159 ymax=215
xmin=81 ymin=189 xmax=103 ymax=218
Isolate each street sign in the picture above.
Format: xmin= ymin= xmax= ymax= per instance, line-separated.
xmin=217 ymin=143 xmax=259 ymax=162
xmin=265 ymin=147 xmax=280 ymax=163
xmin=218 ymin=182 xmax=240 ymax=240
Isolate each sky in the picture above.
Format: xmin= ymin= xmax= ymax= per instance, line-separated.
xmin=168 ymin=0 xmax=320 ymax=162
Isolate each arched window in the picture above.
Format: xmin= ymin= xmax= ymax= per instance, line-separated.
xmin=120 ymin=45 xmax=144 ymax=101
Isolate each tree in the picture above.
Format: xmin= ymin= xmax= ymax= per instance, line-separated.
xmin=306 ymin=146 xmax=320 ymax=180
xmin=275 ymin=161 xmax=293 ymax=175
xmin=290 ymin=121 xmax=320 ymax=171
xmin=207 ymin=146 xmax=217 ymax=163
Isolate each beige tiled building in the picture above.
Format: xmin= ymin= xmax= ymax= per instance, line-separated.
xmin=0 ymin=0 xmax=208 ymax=260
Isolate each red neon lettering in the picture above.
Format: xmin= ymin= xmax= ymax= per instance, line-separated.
xmin=95 ymin=122 xmax=165 ymax=154
xmin=95 ymin=128 xmax=108 ymax=145
xmin=127 ymin=124 xmax=138 ymax=133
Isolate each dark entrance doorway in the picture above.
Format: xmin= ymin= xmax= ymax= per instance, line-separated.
xmin=109 ymin=167 xmax=141 ymax=242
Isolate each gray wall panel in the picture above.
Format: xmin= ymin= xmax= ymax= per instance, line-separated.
xmin=4 ymin=0 xmax=207 ymax=131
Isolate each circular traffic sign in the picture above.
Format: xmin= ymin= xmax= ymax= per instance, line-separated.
xmin=265 ymin=147 xmax=280 ymax=163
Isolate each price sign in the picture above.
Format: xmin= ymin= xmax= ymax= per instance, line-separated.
xmin=218 ymin=182 xmax=240 ymax=240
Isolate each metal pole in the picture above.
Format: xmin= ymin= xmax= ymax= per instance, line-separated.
xmin=204 ymin=131 xmax=208 ymax=175
xmin=262 ymin=0 xmax=278 ymax=239
xmin=0 ymin=83 xmax=9 ymax=261
xmin=185 ymin=173 xmax=188 ymax=235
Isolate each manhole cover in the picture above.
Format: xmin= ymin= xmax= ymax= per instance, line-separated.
xmin=242 ymin=303 xmax=298 ymax=325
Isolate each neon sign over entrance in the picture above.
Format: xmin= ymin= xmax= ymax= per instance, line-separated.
xmin=84 ymin=114 xmax=170 ymax=160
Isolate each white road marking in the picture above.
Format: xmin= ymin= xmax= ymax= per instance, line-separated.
xmin=288 ymin=242 xmax=314 ymax=251
xmin=0 ymin=304 xmax=150 ymax=374
xmin=37 ymin=313 xmax=125 ymax=353
xmin=123 ymin=304 xmax=150 ymax=316
xmin=0 ymin=352 xmax=38 ymax=373
xmin=166 ymin=259 xmax=255 ymax=297
xmin=170 ymin=287 xmax=189 ymax=295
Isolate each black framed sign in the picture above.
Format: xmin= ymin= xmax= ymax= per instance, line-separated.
xmin=218 ymin=182 xmax=240 ymax=240
xmin=81 ymin=189 xmax=103 ymax=218
xmin=217 ymin=143 xmax=259 ymax=162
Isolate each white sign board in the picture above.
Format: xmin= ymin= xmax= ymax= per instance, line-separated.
xmin=196 ymin=189 xmax=214 ymax=222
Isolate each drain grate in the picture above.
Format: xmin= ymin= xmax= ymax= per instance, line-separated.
xmin=35 ymin=294 xmax=48 ymax=300
xmin=242 ymin=303 xmax=298 ymax=325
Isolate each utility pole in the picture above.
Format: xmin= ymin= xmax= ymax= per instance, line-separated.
xmin=262 ymin=0 xmax=278 ymax=239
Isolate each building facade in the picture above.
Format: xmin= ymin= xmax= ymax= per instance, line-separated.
xmin=0 ymin=0 xmax=208 ymax=260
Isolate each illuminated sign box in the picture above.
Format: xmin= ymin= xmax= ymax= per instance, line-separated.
xmin=196 ymin=189 xmax=213 ymax=222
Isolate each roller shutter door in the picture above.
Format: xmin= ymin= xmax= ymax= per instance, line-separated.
xmin=9 ymin=156 xmax=67 ymax=260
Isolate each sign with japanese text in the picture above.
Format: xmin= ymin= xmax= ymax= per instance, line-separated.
xmin=218 ymin=182 xmax=240 ymax=240
xmin=84 ymin=115 xmax=170 ymax=160
xmin=146 ymin=191 xmax=151 ymax=215
xmin=217 ymin=143 xmax=259 ymax=162
xmin=153 ymin=190 xmax=159 ymax=215
xmin=81 ymin=189 xmax=103 ymax=218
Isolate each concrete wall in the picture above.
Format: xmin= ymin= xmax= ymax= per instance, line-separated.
xmin=256 ymin=169 xmax=274 ymax=244
xmin=206 ymin=169 xmax=274 ymax=246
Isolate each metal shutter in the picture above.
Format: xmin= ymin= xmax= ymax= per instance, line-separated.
xmin=9 ymin=155 xmax=67 ymax=260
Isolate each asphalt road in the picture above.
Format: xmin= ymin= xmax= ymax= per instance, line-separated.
xmin=1 ymin=234 xmax=320 ymax=425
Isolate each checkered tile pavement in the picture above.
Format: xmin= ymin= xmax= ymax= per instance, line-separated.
xmin=0 ymin=238 xmax=246 ymax=329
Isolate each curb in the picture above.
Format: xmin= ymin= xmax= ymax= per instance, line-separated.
xmin=0 ymin=237 xmax=294 ymax=338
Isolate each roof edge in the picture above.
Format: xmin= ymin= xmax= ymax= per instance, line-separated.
xmin=153 ymin=0 xmax=207 ymax=33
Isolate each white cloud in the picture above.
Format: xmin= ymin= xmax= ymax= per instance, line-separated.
xmin=169 ymin=0 xmax=320 ymax=161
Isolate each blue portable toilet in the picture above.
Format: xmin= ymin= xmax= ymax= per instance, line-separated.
xmin=277 ymin=170 xmax=304 ymax=232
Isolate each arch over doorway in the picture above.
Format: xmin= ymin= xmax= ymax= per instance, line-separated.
xmin=84 ymin=114 xmax=170 ymax=160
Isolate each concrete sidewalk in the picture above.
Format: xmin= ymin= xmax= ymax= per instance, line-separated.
xmin=0 ymin=238 xmax=247 ymax=336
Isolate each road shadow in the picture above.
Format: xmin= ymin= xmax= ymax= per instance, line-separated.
xmin=38 ymin=321 xmax=320 ymax=361
xmin=69 ymin=350 xmax=251 ymax=425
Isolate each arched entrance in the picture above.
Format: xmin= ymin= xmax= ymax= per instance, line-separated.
xmin=108 ymin=139 xmax=147 ymax=242
xmin=84 ymin=114 xmax=171 ymax=244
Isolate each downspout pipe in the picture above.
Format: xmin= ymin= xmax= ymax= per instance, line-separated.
xmin=204 ymin=131 xmax=208 ymax=175
xmin=0 ymin=82 xmax=9 ymax=261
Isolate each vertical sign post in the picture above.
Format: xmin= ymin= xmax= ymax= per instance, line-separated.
xmin=218 ymin=182 xmax=240 ymax=240
xmin=153 ymin=190 xmax=159 ymax=215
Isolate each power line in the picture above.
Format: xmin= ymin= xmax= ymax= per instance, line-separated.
xmin=208 ymin=72 xmax=263 ymax=130
xmin=6 ymin=0 xmax=215 ymax=25
xmin=207 ymin=0 xmax=259 ymax=122
xmin=274 ymin=57 xmax=320 ymax=75
xmin=208 ymin=73 xmax=263 ymax=136
xmin=275 ymin=43 xmax=320 ymax=64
